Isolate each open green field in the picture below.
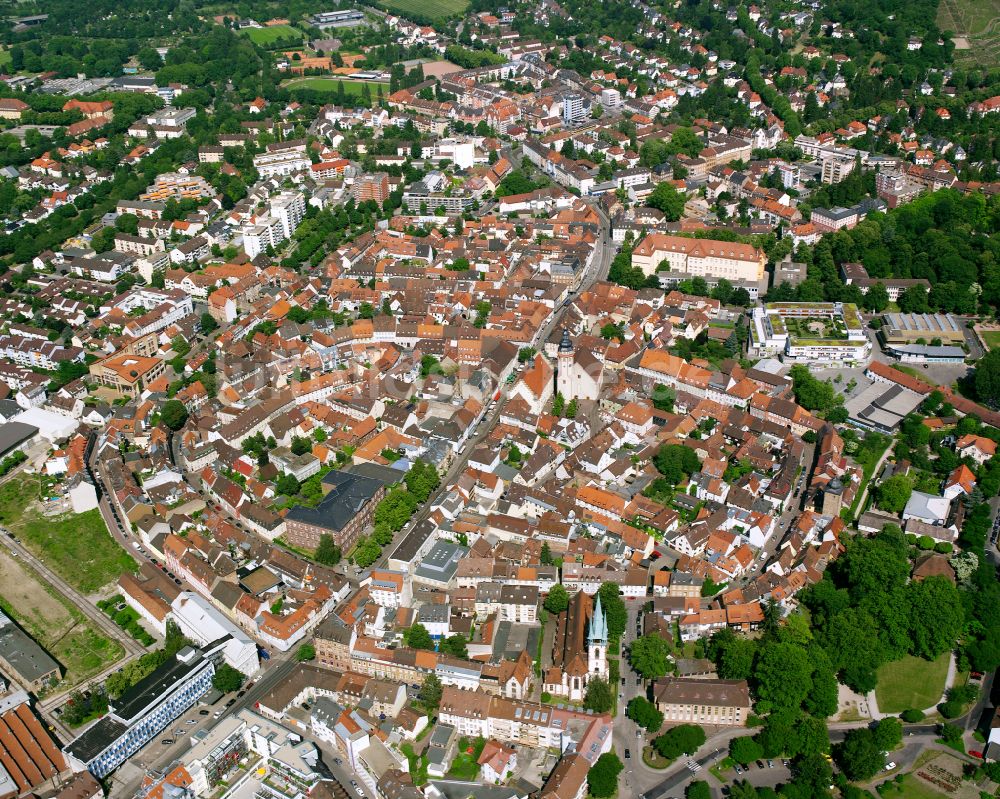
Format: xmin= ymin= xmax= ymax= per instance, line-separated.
xmin=242 ymin=24 xmax=303 ymax=46
xmin=875 ymin=652 xmax=950 ymax=714
xmin=0 ymin=475 xmax=137 ymax=594
xmin=0 ymin=548 xmax=124 ymax=690
xmin=938 ymin=0 xmax=1000 ymax=67
xmin=283 ymin=77 xmax=389 ymax=102
xmin=377 ymin=0 xmax=468 ymax=20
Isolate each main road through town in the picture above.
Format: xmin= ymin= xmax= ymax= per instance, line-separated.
xmin=371 ymin=202 xmax=617 ymax=570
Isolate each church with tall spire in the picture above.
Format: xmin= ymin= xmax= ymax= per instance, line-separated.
xmin=543 ymin=589 xmax=610 ymax=701
xmin=555 ymin=329 xmax=603 ymax=402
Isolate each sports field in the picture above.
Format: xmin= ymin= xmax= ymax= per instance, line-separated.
xmin=243 ymin=24 xmax=303 ymax=46
xmin=377 ymin=0 xmax=468 ymax=20
xmin=938 ymin=0 xmax=1000 ymax=68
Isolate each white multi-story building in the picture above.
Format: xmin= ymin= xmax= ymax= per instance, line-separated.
xmin=270 ymin=191 xmax=306 ymax=239
xmin=242 ymin=191 xmax=305 ymax=258
xmin=364 ymin=569 xmax=411 ymax=609
xmin=562 ymin=93 xmax=587 ymax=125
xmin=253 ymin=150 xmax=311 ymax=178
xmin=600 ymin=88 xmax=622 ymax=110
xmin=421 ymin=137 xmax=477 ymax=170
xmin=748 ymin=302 xmax=871 ymax=365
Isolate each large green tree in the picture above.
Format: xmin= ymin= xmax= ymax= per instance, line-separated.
xmin=597 ymin=582 xmax=627 ymax=640
xmin=753 ymin=642 xmax=813 ymax=712
xmin=584 ymin=676 xmax=613 ymax=713
xmin=160 ymin=399 xmax=189 ymax=431
xmin=975 ymin=349 xmax=1000 ymax=408
xmin=730 ymin=736 xmax=764 ymax=765
xmin=653 ymin=444 xmax=701 ymax=484
xmin=876 ymin=475 xmax=913 ymax=514
xmin=834 ymin=728 xmax=885 ymax=782
xmin=629 ymin=634 xmax=672 ymax=679
xmin=646 ymin=182 xmax=685 ymax=221
xmin=626 ymin=696 xmax=664 ymax=732
xmin=544 ymin=584 xmax=569 ymax=615
xmin=212 ymin=663 xmax=245 ymax=693
xmin=908 ymin=576 xmax=964 ymax=659
xmin=587 ymin=753 xmax=623 ymax=798
xmin=404 ymin=623 xmax=434 ymax=650
xmin=654 ymin=724 xmax=706 ymax=759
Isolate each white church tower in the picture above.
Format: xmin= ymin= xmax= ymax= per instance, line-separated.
xmin=556 ymin=328 xmax=574 ymax=399
xmin=588 ymin=593 xmax=609 ymax=679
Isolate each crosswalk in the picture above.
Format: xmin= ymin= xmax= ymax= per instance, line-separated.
xmin=686 ymin=760 xmax=701 ymax=773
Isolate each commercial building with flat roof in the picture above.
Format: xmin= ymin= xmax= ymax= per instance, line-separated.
xmin=880 ymin=312 xmax=965 ymax=346
xmin=0 ymin=421 xmax=38 ymax=460
xmin=412 ymin=541 xmax=467 ymax=589
xmin=748 ymin=302 xmax=870 ymax=365
xmin=845 ymin=380 xmax=924 ymax=434
xmin=64 ymin=646 xmax=217 ymax=777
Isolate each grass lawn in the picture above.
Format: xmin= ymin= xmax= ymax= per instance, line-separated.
xmin=283 ymin=77 xmax=388 ymax=102
xmin=447 ymin=737 xmax=486 ymax=780
xmin=880 ymin=773 xmax=953 ymax=799
xmin=644 ymin=746 xmax=673 ymax=770
xmin=980 ymin=329 xmax=1000 ymax=352
xmin=0 ymin=50 xmax=11 ymax=69
xmin=401 ymin=742 xmax=429 ymax=786
xmin=875 ymin=652 xmax=950 ymax=714
xmin=0 ymin=475 xmax=137 ymax=594
xmin=243 ymin=24 xmax=302 ymax=46
xmin=376 ymin=0 xmax=468 ymax=19
xmin=0 ymin=548 xmax=125 ymax=690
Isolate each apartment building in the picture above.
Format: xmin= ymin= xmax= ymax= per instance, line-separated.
xmin=353 ymin=173 xmax=390 ymax=205
xmin=140 ymin=173 xmax=214 ymax=202
xmin=0 ymin=335 xmax=84 ymax=371
xmin=242 ymin=191 xmax=306 ymax=259
xmin=253 ymin=150 xmax=311 ymax=178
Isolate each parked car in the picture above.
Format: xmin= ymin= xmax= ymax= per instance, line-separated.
xmin=161 ymin=739 xmax=173 ymax=745
xmin=624 ymin=749 xmax=631 ymax=759
xmin=756 ymin=760 xmax=765 ymax=769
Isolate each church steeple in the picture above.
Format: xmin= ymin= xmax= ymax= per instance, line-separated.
xmin=590 ymin=593 xmax=607 ymax=644
xmin=588 ymin=592 xmax=608 ymax=678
